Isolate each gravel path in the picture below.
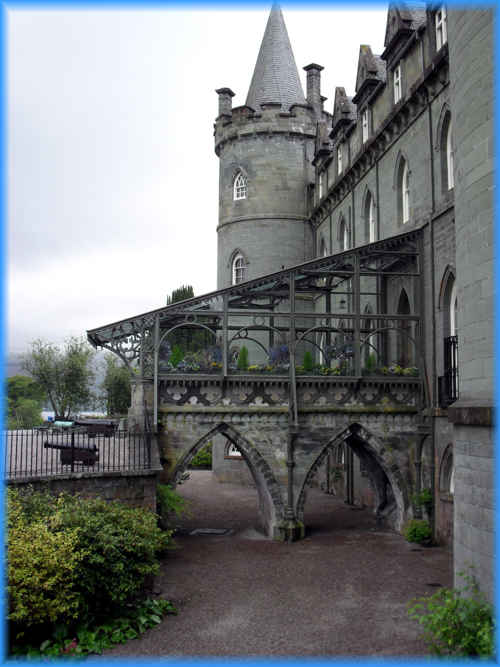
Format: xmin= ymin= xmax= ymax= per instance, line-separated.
xmin=101 ymin=470 xmax=452 ymax=658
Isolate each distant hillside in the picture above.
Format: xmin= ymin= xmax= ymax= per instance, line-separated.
xmin=6 ymin=355 xmax=27 ymax=378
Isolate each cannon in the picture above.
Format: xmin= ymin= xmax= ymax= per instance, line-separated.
xmin=44 ymin=441 xmax=99 ymax=466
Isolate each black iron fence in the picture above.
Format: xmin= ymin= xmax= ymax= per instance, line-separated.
xmin=4 ymin=428 xmax=152 ymax=480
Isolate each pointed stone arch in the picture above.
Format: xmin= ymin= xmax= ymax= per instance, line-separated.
xmin=295 ymin=423 xmax=410 ymax=532
xmin=170 ymin=422 xmax=286 ymax=539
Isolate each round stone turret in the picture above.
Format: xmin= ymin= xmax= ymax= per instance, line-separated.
xmin=214 ymin=4 xmax=324 ymax=288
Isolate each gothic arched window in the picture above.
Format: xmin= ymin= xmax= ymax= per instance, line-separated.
xmin=396 ymin=157 xmax=410 ymax=224
xmin=364 ymin=191 xmax=376 ymax=243
xmin=439 ymin=444 xmax=454 ymax=496
xmin=339 ymin=216 xmax=350 ymax=251
xmin=441 ymin=114 xmax=454 ymax=191
xmin=232 ymin=253 xmax=246 ymax=285
xmin=233 ymin=171 xmax=247 ymax=201
xmin=319 ymin=236 xmax=328 ymax=258
xmin=397 ymin=289 xmax=411 ymax=366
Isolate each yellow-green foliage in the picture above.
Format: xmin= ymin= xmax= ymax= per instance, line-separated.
xmin=7 ymin=491 xmax=83 ymax=629
xmin=7 ymin=488 xmax=172 ymax=635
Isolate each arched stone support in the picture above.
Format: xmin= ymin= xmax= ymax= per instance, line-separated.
xmin=159 ymin=404 xmax=420 ymax=539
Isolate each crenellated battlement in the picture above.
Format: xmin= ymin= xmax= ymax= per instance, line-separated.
xmin=214 ymin=102 xmax=319 ymax=156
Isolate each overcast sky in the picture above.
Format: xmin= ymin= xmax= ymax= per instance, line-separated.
xmin=8 ymin=2 xmax=389 ymax=356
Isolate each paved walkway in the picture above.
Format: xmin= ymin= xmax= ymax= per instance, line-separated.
xmin=102 ymin=470 xmax=452 ymax=658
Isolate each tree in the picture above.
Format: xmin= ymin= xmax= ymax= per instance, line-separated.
xmin=22 ymin=338 xmax=95 ymax=419
xmin=166 ymin=285 xmax=194 ymax=305
xmin=6 ymin=375 xmax=46 ymax=429
xmin=101 ymin=354 xmax=131 ymax=416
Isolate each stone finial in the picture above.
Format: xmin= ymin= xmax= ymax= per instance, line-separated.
xmin=216 ymin=88 xmax=235 ymax=117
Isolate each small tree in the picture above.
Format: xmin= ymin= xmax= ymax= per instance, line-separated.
xmin=22 ymin=338 xmax=95 ymax=420
xmin=303 ymin=350 xmax=314 ymax=372
xmin=101 ymin=355 xmax=131 ymax=416
xmin=166 ymin=285 xmax=194 ymax=305
xmin=6 ymin=376 xmax=46 ymax=428
xmin=237 ymin=346 xmax=249 ymax=371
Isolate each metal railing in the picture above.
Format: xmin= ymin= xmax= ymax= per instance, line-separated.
xmin=439 ymin=335 xmax=459 ymax=407
xmin=4 ymin=428 xmax=152 ymax=480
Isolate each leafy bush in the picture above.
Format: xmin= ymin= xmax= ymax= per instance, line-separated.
xmin=7 ymin=489 xmax=172 ymax=635
xmin=303 ymin=350 xmax=314 ymax=372
xmin=7 ymin=492 xmax=83 ymax=631
xmin=408 ymin=573 xmax=494 ymax=656
xmin=412 ymin=488 xmax=433 ymax=513
xmin=170 ymin=345 xmax=184 ymax=368
xmin=403 ymin=518 xmax=432 ymax=544
xmin=237 ymin=346 xmax=249 ymax=371
xmin=11 ymin=597 xmax=177 ymax=657
xmin=190 ymin=442 xmax=212 ymax=468
xmin=364 ymin=353 xmax=377 ymax=373
xmin=55 ymin=494 xmax=172 ymax=619
xmin=157 ymin=483 xmax=191 ymax=525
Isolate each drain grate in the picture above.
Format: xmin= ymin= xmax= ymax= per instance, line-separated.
xmin=189 ymin=528 xmax=231 ymax=536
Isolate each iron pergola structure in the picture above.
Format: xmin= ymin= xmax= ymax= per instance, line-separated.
xmin=87 ymin=227 xmax=426 ymax=429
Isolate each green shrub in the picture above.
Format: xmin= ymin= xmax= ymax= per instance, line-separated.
xmin=237 ymin=346 xmax=249 ymax=371
xmin=303 ymin=350 xmax=314 ymax=372
xmin=11 ymin=597 xmax=177 ymax=657
xmin=403 ymin=518 xmax=432 ymax=543
xmin=170 ymin=345 xmax=184 ymax=368
xmin=408 ymin=573 xmax=494 ymax=656
xmin=364 ymin=353 xmax=377 ymax=372
xmin=7 ymin=492 xmax=83 ymax=632
xmin=157 ymin=483 xmax=191 ymax=525
xmin=190 ymin=442 xmax=212 ymax=468
xmin=411 ymin=488 xmax=433 ymax=513
xmin=55 ymin=495 xmax=172 ymax=620
xmin=7 ymin=489 xmax=172 ymax=631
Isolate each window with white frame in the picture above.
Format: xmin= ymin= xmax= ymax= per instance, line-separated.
xmin=319 ymin=170 xmax=326 ymax=199
xmin=446 ymin=120 xmax=454 ymax=190
xmin=435 ymin=6 xmax=448 ymax=50
xmin=393 ymin=64 xmax=402 ymax=104
xmin=225 ymin=442 xmax=242 ymax=459
xmin=365 ymin=191 xmax=376 ymax=243
xmin=337 ymin=144 xmax=343 ymax=175
xmin=232 ymin=253 xmax=246 ymax=285
xmin=402 ymin=160 xmax=410 ymax=223
xmin=339 ymin=217 xmax=349 ymax=250
xmin=233 ymin=171 xmax=247 ymax=200
xmin=362 ymin=108 xmax=369 ymax=143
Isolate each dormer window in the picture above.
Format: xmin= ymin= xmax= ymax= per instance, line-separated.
xmin=362 ymin=109 xmax=369 ymax=144
xmin=233 ymin=171 xmax=247 ymax=200
xmin=393 ymin=64 xmax=402 ymax=104
xmin=337 ymin=144 xmax=343 ymax=175
xmin=436 ymin=6 xmax=448 ymax=50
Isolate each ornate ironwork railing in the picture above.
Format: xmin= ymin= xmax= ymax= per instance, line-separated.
xmin=87 ymin=227 xmax=426 ymax=425
xmin=439 ymin=335 xmax=459 ymax=407
xmin=4 ymin=428 xmax=152 ymax=480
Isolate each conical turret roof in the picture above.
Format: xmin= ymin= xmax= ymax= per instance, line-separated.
xmin=246 ymin=4 xmax=306 ymax=111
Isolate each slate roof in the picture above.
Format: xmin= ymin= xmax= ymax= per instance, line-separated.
xmin=245 ymin=3 xmax=306 ymax=111
xmin=331 ymin=87 xmax=357 ymax=133
xmin=385 ymin=2 xmax=427 ymax=49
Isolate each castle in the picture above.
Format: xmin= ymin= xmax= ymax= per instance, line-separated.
xmin=88 ymin=4 xmax=494 ymax=598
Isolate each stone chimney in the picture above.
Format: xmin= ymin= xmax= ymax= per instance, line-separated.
xmin=303 ymin=63 xmax=324 ymax=117
xmin=216 ymin=88 xmax=235 ymax=117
